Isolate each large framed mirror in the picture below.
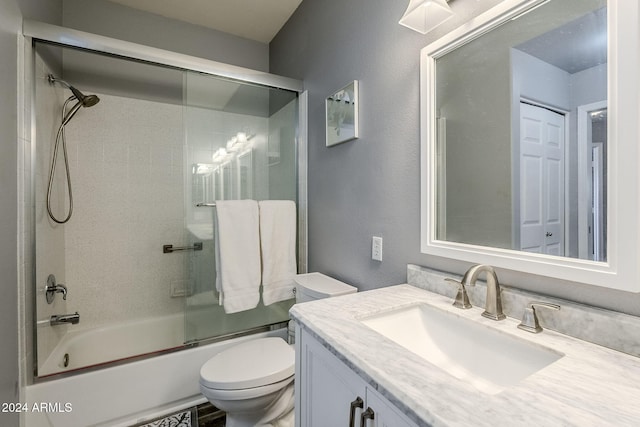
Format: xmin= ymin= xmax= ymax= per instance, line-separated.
xmin=420 ymin=0 xmax=640 ymax=291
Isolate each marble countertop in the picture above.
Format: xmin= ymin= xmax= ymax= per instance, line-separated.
xmin=290 ymin=285 xmax=640 ymax=427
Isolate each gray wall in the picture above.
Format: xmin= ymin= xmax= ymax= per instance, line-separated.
xmin=0 ymin=2 xmax=22 ymax=423
xmin=269 ymin=0 xmax=640 ymax=316
xmin=62 ymin=0 xmax=269 ymax=72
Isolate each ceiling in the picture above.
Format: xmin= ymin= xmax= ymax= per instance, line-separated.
xmin=105 ymin=0 xmax=302 ymax=43
xmin=515 ymin=7 xmax=607 ymax=74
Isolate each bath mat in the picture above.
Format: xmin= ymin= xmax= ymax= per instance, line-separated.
xmin=134 ymin=408 xmax=195 ymax=427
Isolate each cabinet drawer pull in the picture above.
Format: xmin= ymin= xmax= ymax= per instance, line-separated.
xmin=349 ymin=396 xmax=364 ymax=427
xmin=360 ymin=407 xmax=375 ymax=426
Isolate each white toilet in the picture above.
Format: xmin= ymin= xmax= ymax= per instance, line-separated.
xmin=199 ymin=272 xmax=357 ymax=427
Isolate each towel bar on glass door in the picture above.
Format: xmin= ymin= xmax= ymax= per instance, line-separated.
xmin=163 ymin=242 xmax=203 ymax=253
xmin=195 ymin=203 xmax=217 ymax=207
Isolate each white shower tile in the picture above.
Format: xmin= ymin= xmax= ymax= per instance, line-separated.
xmin=172 ymin=146 xmax=184 ymax=166
xmin=129 ymin=143 xmax=151 ymax=164
xmin=150 ymin=144 xmax=173 ymax=169
xmin=104 ymin=142 xmax=129 ymax=164
xmin=76 ymin=141 xmax=104 ymax=165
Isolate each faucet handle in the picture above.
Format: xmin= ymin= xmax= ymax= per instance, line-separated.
xmin=45 ymin=274 xmax=67 ymax=303
xmin=517 ymin=301 xmax=560 ymax=333
xmin=444 ymin=278 xmax=472 ymax=309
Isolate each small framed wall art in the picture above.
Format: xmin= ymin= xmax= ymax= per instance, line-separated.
xmin=326 ymin=80 xmax=359 ymax=147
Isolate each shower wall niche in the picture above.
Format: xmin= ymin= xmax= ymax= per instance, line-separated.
xmin=32 ymin=42 xmax=299 ymax=377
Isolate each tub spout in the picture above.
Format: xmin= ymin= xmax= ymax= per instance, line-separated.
xmin=50 ymin=312 xmax=80 ymax=326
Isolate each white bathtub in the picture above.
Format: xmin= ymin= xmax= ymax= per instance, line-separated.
xmin=39 ymin=314 xmax=186 ymax=376
xmin=26 ymin=328 xmax=287 ymax=427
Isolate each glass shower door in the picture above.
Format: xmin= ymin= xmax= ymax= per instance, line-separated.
xmin=183 ymin=71 xmax=299 ymax=343
xmin=33 ymin=42 xmax=192 ymax=376
xmin=32 ymin=39 xmax=301 ymax=378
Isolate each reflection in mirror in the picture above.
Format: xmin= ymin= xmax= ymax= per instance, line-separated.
xmin=237 ymin=149 xmax=253 ymax=199
xmin=222 ymin=162 xmax=233 ymax=200
xmin=434 ymin=0 xmax=607 ymax=261
xmin=214 ymin=167 xmax=222 ymax=201
xmin=192 ymin=163 xmax=215 ymax=206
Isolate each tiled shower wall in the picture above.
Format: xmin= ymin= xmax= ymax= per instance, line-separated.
xmin=61 ymin=93 xmax=185 ymax=329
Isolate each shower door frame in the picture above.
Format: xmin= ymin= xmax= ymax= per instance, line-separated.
xmin=23 ymin=20 xmax=308 ymax=379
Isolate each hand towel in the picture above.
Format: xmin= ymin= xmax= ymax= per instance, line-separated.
xmin=214 ymin=200 xmax=261 ymax=313
xmin=259 ymin=200 xmax=297 ymax=305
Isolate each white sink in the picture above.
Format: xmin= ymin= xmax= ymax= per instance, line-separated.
xmin=360 ymin=303 xmax=563 ymax=394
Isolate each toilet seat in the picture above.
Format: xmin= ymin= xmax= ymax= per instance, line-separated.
xmin=200 ymin=375 xmax=294 ymax=401
xmin=200 ymin=337 xmax=294 ymax=391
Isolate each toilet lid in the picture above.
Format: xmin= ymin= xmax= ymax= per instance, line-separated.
xmin=295 ymin=272 xmax=357 ymax=299
xmin=200 ymin=337 xmax=295 ymax=390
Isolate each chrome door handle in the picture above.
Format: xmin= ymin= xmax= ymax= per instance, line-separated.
xmin=360 ymin=407 xmax=375 ymax=427
xmin=349 ymin=396 xmax=363 ymax=427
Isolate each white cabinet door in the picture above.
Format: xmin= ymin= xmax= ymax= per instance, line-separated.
xmin=296 ymin=327 xmax=419 ymax=427
xmin=296 ymin=329 xmax=366 ymax=426
xmin=364 ymin=387 xmax=416 ymax=427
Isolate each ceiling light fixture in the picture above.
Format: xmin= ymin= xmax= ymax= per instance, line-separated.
xmin=399 ymin=0 xmax=454 ymax=34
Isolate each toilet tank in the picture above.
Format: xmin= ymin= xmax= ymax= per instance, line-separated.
xmin=294 ymin=272 xmax=357 ymax=303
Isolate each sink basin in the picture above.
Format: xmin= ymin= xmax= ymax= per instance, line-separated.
xmin=360 ymin=303 xmax=563 ymax=394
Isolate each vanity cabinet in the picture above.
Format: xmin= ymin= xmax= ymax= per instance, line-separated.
xmin=296 ymin=327 xmax=417 ymax=427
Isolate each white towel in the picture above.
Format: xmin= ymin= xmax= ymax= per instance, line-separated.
xmin=214 ymin=200 xmax=261 ymax=314
xmin=259 ymin=200 xmax=297 ymax=305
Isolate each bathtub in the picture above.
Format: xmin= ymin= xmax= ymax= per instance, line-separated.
xmin=26 ymin=327 xmax=287 ymax=427
xmin=39 ymin=314 xmax=186 ymax=376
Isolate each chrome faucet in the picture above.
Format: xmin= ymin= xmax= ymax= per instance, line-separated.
xmin=45 ymin=274 xmax=68 ymax=303
xmin=462 ymin=264 xmax=506 ymax=321
xmin=52 ymin=283 xmax=67 ymax=300
xmin=50 ymin=312 xmax=80 ymax=326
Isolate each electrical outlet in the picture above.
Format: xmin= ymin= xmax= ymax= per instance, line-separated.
xmin=372 ymin=236 xmax=383 ymax=261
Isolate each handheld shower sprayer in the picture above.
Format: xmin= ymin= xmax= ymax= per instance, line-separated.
xmin=46 ymin=75 xmax=101 ymax=224
xmin=47 ymin=74 xmax=100 ymax=108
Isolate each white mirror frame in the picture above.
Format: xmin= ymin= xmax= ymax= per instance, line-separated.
xmin=420 ymin=0 xmax=640 ymax=292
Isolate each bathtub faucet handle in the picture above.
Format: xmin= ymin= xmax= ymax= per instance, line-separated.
xmin=45 ymin=274 xmax=67 ymax=303
xmin=57 ymin=283 xmax=68 ymax=300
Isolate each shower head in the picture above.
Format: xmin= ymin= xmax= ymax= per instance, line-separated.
xmin=48 ymin=74 xmax=100 ymax=108
xmin=75 ymin=91 xmax=100 ymax=108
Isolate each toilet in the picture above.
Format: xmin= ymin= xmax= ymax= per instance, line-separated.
xmin=199 ymin=272 xmax=357 ymax=427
